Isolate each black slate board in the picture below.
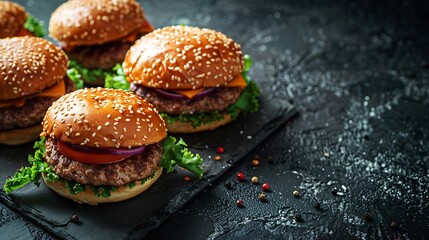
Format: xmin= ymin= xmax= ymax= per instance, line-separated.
xmin=0 ymin=96 xmax=297 ymax=240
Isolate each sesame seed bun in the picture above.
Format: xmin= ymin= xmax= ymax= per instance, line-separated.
xmin=123 ymin=25 xmax=244 ymax=90
xmin=42 ymin=167 xmax=162 ymax=205
xmin=0 ymin=36 xmax=68 ymax=100
xmin=0 ymin=1 xmax=27 ymax=38
xmin=49 ymin=0 xmax=148 ymax=46
xmin=42 ymin=88 xmax=167 ymax=148
xmin=164 ymin=113 xmax=233 ymax=134
xmin=0 ymin=124 xmax=42 ymax=146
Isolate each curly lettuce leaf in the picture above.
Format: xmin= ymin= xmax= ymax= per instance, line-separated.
xmin=105 ymin=64 xmax=130 ymax=91
xmin=3 ymin=137 xmax=56 ymax=194
xmin=160 ymin=111 xmax=225 ymax=128
xmin=68 ymin=60 xmax=113 ymax=83
xmin=24 ymin=15 xmax=46 ymax=37
xmin=226 ymin=80 xmax=260 ymax=120
xmin=66 ymin=68 xmax=84 ymax=89
xmin=161 ymin=136 xmax=203 ymax=178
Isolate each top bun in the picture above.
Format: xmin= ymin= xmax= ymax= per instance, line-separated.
xmin=49 ymin=0 xmax=148 ymax=46
xmin=42 ymin=88 xmax=167 ymax=148
xmin=0 ymin=1 xmax=27 ymax=38
xmin=0 ymin=36 xmax=68 ymax=100
xmin=123 ymin=26 xmax=244 ymax=90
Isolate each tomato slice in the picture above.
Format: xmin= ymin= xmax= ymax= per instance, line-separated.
xmin=57 ymin=141 xmax=131 ymax=164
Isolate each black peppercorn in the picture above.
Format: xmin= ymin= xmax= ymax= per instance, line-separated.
xmin=314 ymin=202 xmax=321 ymax=210
xmin=331 ymin=187 xmax=338 ymax=196
xmin=364 ymin=212 xmax=372 ymax=221
xmin=294 ymin=213 xmax=303 ymax=222
xmin=390 ymin=221 xmax=399 ymax=230
xmin=267 ymin=155 xmax=274 ymax=164
xmin=224 ymin=181 xmax=232 ymax=190
xmin=70 ymin=214 xmax=79 ymax=223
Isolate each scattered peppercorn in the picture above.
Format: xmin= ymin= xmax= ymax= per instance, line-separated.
xmin=294 ymin=213 xmax=303 ymax=222
xmin=363 ymin=134 xmax=369 ymax=140
xmin=70 ymin=214 xmax=79 ymax=223
xmin=236 ymin=172 xmax=245 ymax=181
xmin=224 ymin=181 xmax=232 ymax=190
xmin=390 ymin=221 xmax=399 ymax=230
xmin=258 ymin=192 xmax=267 ymax=201
xmin=331 ymin=187 xmax=339 ymax=196
xmin=364 ymin=212 xmax=373 ymax=221
xmin=184 ymin=176 xmax=191 ymax=181
xmin=252 ymin=159 xmax=260 ymax=166
xmin=293 ymin=190 xmax=300 ymax=198
xmin=236 ymin=199 xmax=244 ymax=208
xmin=314 ymin=202 xmax=321 ymax=210
xmin=262 ymin=183 xmax=270 ymax=191
xmin=267 ymin=155 xmax=274 ymax=164
xmin=215 ymin=155 xmax=221 ymax=161
xmin=251 ymin=176 xmax=259 ymax=184
xmin=217 ymin=146 xmax=224 ymax=154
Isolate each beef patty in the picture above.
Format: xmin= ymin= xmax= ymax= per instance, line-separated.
xmin=0 ymin=77 xmax=76 ymax=131
xmin=66 ymin=41 xmax=133 ymax=70
xmin=44 ymin=138 xmax=162 ymax=187
xmin=131 ymin=83 xmax=243 ymax=115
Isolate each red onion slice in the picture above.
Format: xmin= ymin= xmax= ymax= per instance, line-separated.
xmin=65 ymin=142 xmax=146 ymax=156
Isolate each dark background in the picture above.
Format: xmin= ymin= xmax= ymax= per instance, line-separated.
xmin=1 ymin=0 xmax=428 ymax=239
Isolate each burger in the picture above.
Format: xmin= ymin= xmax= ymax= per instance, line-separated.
xmin=0 ymin=36 xmax=74 ymax=145
xmin=0 ymin=1 xmax=46 ymax=38
xmin=4 ymin=88 xmax=203 ymax=204
xmin=122 ymin=25 xmax=260 ymax=133
xmin=49 ymin=0 xmax=154 ymax=86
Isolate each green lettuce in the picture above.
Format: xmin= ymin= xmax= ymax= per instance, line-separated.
xmin=66 ymin=68 xmax=84 ymax=89
xmin=24 ymin=15 xmax=46 ymax=37
xmin=160 ymin=136 xmax=203 ymax=178
xmin=3 ymin=136 xmax=203 ymax=197
xmin=104 ymin=64 xmax=130 ymax=90
xmin=68 ymin=60 xmax=113 ymax=83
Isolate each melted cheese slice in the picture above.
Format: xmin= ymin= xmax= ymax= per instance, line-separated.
xmin=0 ymin=79 xmax=66 ymax=108
xmin=170 ymin=74 xmax=247 ymax=99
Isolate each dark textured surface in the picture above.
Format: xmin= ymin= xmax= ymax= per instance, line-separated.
xmin=1 ymin=0 xmax=429 ymax=239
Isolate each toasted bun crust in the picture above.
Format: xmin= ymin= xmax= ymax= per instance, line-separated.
xmin=0 ymin=124 xmax=42 ymax=145
xmin=165 ymin=113 xmax=232 ymax=133
xmin=42 ymin=88 xmax=167 ymax=148
xmin=0 ymin=1 xmax=27 ymax=38
xmin=49 ymin=0 xmax=147 ymax=46
xmin=0 ymin=37 xmax=68 ymax=100
xmin=123 ymin=26 xmax=244 ymax=90
xmin=43 ymin=167 xmax=162 ymax=205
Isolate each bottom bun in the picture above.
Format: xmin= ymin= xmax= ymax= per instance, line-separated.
xmin=164 ymin=113 xmax=233 ymax=134
xmin=0 ymin=124 xmax=42 ymax=145
xmin=43 ymin=167 xmax=163 ymax=205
